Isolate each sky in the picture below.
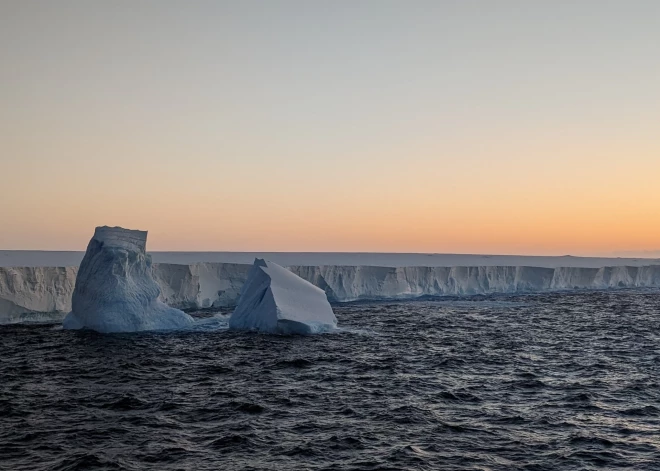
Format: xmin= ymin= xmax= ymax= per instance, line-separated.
xmin=1 ymin=1 xmax=659 ymax=255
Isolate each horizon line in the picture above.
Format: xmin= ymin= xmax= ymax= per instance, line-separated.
xmin=2 ymin=249 xmax=660 ymax=259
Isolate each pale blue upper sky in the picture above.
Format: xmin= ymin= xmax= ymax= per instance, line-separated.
xmin=1 ymin=1 xmax=659 ymax=254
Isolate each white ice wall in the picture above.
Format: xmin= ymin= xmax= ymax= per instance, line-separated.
xmin=152 ymin=262 xmax=251 ymax=310
xmin=0 ymin=266 xmax=78 ymax=323
xmin=2 ymin=262 xmax=660 ymax=323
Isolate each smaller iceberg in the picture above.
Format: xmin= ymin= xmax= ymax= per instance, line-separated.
xmin=229 ymin=259 xmax=337 ymax=334
xmin=63 ymin=226 xmax=194 ymax=333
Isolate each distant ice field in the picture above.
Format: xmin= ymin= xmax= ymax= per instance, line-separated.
xmin=1 ymin=250 xmax=659 ymax=268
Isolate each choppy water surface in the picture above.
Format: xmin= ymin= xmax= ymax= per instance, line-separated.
xmin=2 ymin=290 xmax=660 ymax=470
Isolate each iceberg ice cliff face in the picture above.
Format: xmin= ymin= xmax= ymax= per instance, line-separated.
xmin=229 ymin=259 xmax=338 ymax=334
xmin=287 ymin=265 xmax=660 ymax=301
xmin=62 ymin=227 xmax=194 ymax=333
xmin=0 ymin=266 xmax=77 ymax=323
xmin=153 ymin=262 xmax=251 ymax=309
xmin=4 ymin=257 xmax=660 ymax=324
xmin=287 ymin=265 xmax=559 ymax=300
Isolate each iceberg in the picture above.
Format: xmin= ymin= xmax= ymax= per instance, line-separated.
xmin=229 ymin=259 xmax=337 ymax=334
xmin=62 ymin=226 xmax=194 ymax=333
xmin=4 ymin=250 xmax=660 ymax=324
xmin=0 ymin=266 xmax=77 ymax=323
xmin=153 ymin=262 xmax=251 ymax=309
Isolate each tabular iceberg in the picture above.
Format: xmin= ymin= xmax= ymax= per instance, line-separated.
xmin=153 ymin=262 xmax=251 ymax=309
xmin=62 ymin=226 xmax=194 ymax=333
xmin=4 ymin=257 xmax=660 ymax=323
xmin=0 ymin=266 xmax=77 ymax=323
xmin=229 ymin=259 xmax=337 ymax=334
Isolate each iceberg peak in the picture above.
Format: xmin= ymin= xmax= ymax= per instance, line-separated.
xmin=92 ymin=226 xmax=148 ymax=252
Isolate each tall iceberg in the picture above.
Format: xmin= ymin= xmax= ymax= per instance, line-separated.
xmin=62 ymin=226 xmax=194 ymax=333
xmin=229 ymin=259 xmax=337 ymax=334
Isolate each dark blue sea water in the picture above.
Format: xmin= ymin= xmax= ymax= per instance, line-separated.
xmin=2 ymin=290 xmax=660 ymax=470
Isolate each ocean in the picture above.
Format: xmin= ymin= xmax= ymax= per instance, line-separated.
xmin=2 ymin=290 xmax=659 ymax=470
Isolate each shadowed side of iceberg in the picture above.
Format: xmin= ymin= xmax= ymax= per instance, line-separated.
xmin=62 ymin=226 xmax=194 ymax=333
xmin=229 ymin=259 xmax=338 ymax=334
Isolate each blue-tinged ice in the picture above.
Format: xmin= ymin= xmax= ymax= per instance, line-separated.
xmin=62 ymin=226 xmax=194 ymax=333
xmin=229 ymin=259 xmax=337 ymax=334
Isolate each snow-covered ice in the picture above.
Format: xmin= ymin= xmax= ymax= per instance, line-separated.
xmin=153 ymin=262 xmax=251 ymax=310
xmin=62 ymin=227 xmax=194 ymax=333
xmin=0 ymin=266 xmax=76 ymax=323
xmin=229 ymin=259 xmax=338 ymax=334
xmin=3 ymin=261 xmax=660 ymax=323
xmin=4 ymin=246 xmax=660 ymax=324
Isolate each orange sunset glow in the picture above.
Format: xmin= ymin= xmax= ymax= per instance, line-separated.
xmin=2 ymin=1 xmax=659 ymax=256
